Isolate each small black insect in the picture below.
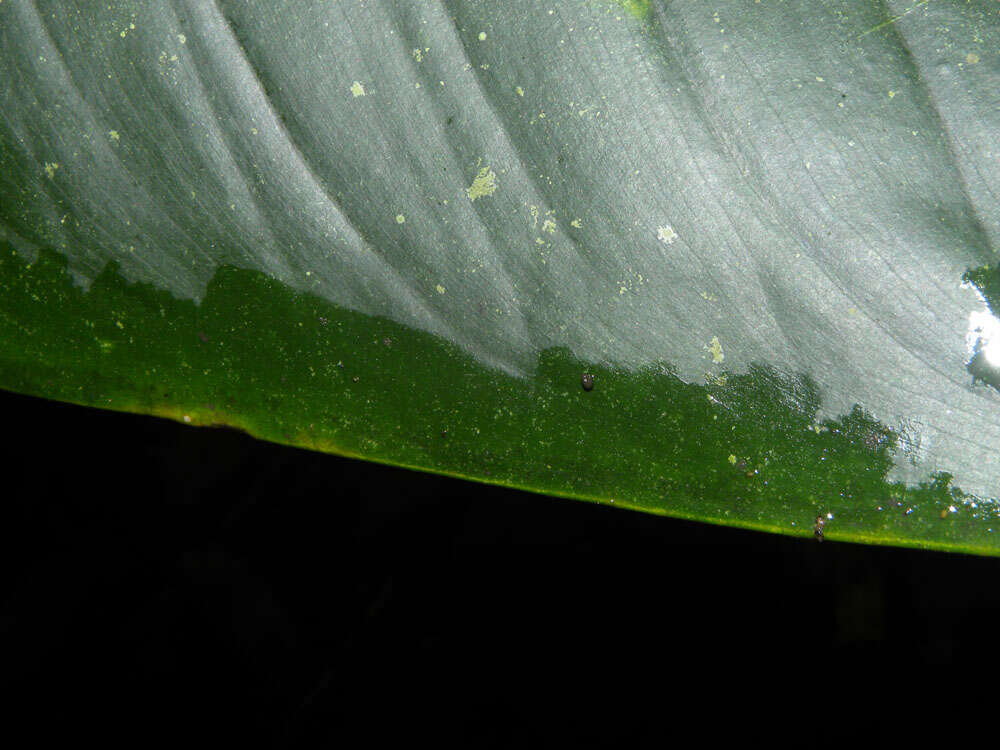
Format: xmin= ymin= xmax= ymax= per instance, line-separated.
xmin=581 ymin=372 xmax=595 ymax=391
xmin=814 ymin=514 xmax=827 ymax=541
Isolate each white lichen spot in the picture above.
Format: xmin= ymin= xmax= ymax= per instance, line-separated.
xmin=966 ymin=52 xmax=980 ymax=64
xmin=395 ymin=214 xmax=405 ymax=224
xmin=466 ymin=166 xmax=497 ymax=201
xmin=108 ymin=130 xmax=120 ymax=142
xmin=177 ymin=33 xmax=186 ymax=44
xmin=515 ymin=85 xmax=524 ymax=97
xmin=707 ymin=336 xmax=724 ymax=364
xmin=570 ymin=218 xmax=582 ymax=228
xmin=435 ymin=284 xmax=446 ymax=295
xmin=478 ymin=31 xmax=487 ymax=41
xmin=542 ymin=219 xmax=557 ymax=234
xmin=43 ymin=162 xmax=59 ymax=179
xmin=350 ymin=81 xmax=366 ymax=97
xmin=815 ymin=76 xmax=824 ymax=82
xmin=657 ymin=224 xmax=678 ymax=244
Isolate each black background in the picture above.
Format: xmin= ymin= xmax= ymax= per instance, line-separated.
xmin=3 ymin=387 xmax=997 ymax=742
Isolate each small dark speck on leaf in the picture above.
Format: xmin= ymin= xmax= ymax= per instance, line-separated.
xmin=581 ymin=372 xmax=595 ymax=391
xmin=441 ymin=429 xmax=448 ymax=437
xmin=318 ymin=316 xmax=328 ymax=325
xmin=383 ymin=337 xmax=392 ymax=347
xmin=197 ymin=331 xmax=209 ymax=343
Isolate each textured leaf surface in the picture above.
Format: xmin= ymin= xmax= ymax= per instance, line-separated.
xmin=2 ymin=0 xmax=1000 ymax=553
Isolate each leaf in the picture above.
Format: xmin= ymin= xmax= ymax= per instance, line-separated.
xmin=1 ymin=0 xmax=999 ymax=554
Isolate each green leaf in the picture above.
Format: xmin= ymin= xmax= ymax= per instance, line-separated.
xmin=2 ymin=0 xmax=999 ymax=554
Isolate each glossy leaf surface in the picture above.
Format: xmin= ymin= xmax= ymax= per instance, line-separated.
xmin=2 ymin=0 xmax=999 ymax=553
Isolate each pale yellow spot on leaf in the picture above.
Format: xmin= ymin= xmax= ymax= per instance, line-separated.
xmin=350 ymin=81 xmax=366 ymax=97
xmin=108 ymin=130 xmax=120 ymax=142
xmin=728 ymin=454 xmax=737 ymax=465
xmin=43 ymin=162 xmax=59 ymax=179
xmin=395 ymin=214 xmax=405 ymax=224
xmin=966 ymin=52 xmax=980 ymax=64
xmin=435 ymin=284 xmax=446 ymax=295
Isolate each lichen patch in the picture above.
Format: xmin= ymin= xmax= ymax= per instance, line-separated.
xmin=707 ymin=336 xmax=724 ymax=364
xmin=466 ymin=167 xmax=497 ymax=202
xmin=657 ymin=225 xmax=678 ymax=244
